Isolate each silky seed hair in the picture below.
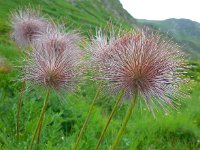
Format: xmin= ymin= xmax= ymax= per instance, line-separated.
xmin=23 ymin=30 xmax=83 ymax=91
xmin=90 ymin=28 xmax=187 ymax=114
xmin=33 ymin=26 xmax=81 ymax=55
xmin=88 ymin=29 xmax=123 ymax=74
xmin=10 ymin=8 xmax=50 ymax=47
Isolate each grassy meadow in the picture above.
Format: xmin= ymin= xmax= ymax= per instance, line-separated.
xmin=0 ymin=0 xmax=200 ymax=150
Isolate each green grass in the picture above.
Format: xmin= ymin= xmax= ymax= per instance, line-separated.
xmin=0 ymin=71 xmax=200 ymax=149
xmin=0 ymin=0 xmax=200 ymax=150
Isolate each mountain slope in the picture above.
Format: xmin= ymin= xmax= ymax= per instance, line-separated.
xmin=0 ymin=0 xmax=136 ymax=44
xmin=139 ymin=18 xmax=200 ymax=60
xmin=101 ymin=0 xmax=136 ymax=24
xmin=0 ymin=0 xmax=137 ymax=70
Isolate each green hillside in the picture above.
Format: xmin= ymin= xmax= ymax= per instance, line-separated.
xmin=139 ymin=18 xmax=200 ymax=60
xmin=0 ymin=0 xmax=200 ymax=150
xmin=0 ymin=0 xmax=136 ymax=71
xmin=0 ymin=0 xmax=135 ymax=42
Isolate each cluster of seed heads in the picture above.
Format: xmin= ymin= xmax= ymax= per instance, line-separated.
xmin=11 ymin=8 xmax=83 ymax=91
xmin=11 ymin=8 xmax=187 ymax=112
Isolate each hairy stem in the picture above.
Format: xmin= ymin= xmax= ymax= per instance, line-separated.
xmin=17 ymin=80 xmax=26 ymax=140
xmin=95 ymin=90 xmax=125 ymax=150
xmin=29 ymin=89 xmax=50 ymax=150
xmin=112 ymin=88 xmax=138 ymax=150
xmin=74 ymin=82 xmax=102 ymax=150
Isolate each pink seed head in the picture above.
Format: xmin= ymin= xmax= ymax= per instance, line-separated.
xmin=33 ymin=27 xmax=81 ymax=55
xmin=91 ymin=28 xmax=187 ymax=113
xmin=10 ymin=8 xmax=50 ymax=47
xmin=89 ymin=29 xmax=120 ymax=71
xmin=23 ymin=36 xmax=83 ymax=91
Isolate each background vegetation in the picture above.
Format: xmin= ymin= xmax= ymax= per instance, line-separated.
xmin=0 ymin=0 xmax=199 ymax=149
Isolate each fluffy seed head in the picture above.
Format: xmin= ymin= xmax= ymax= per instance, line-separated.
xmin=23 ymin=36 xmax=83 ymax=91
xmin=33 ymin=27 xmax=81 ymax=54
xmin=89 ymin=29 xmax=120 ymax=66
xmin=90 ymin=28 xmax=187 ymax=112
xmin=10 ymin=8 xmax=49 ymax=47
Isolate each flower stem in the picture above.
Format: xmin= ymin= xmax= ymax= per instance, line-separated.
xmin=112 ymin=88 xmax=138 ymax=150
xmin=17 ymin=80 xmax=26 ymax=140
xmin=37 ymin=113 xmax=44 ymax=144
xmin=95 ymin=90 xmax=125 ymax=150
xmin=29 ymin=88 xmax=50 ymax=150
xmin=74 ymin=82 xmax=103 ymax=150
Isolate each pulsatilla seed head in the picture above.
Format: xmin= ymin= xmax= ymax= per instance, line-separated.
xmin=10 ymin=8 xmax=50 ymax=47
xmin=90 ymin=28 xmax=187 ymax=113
xmin=33 ymin=27 xmax=81 ymax=55
xmin=23 ymin=38 xmax=83 ymax=91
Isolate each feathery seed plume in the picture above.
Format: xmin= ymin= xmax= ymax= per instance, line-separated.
xmin=33 ymin=27 xmax=81 ymax=55
xmin=23 ymin=36 xmax=83 ymax=91
xmin=11 ymin=8 xmax=50 ymax=47
xmin=90 ymin=28 xmax=186 ymax=113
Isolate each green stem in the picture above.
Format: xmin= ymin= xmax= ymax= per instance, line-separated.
xmin=95 ymin=90 xmax=125 ymax=150
xmin=37 ymin=113 xmax=44 ymax=144
xmin=74 ymin=82 xmax=102 ymax=150
xmin=17 ymin=80 xmax=26 ymax=140
xmin=112 ymin=88 xmax=138 ymax=150
xmin=29 ymin=88 xmax=50 ymax=150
